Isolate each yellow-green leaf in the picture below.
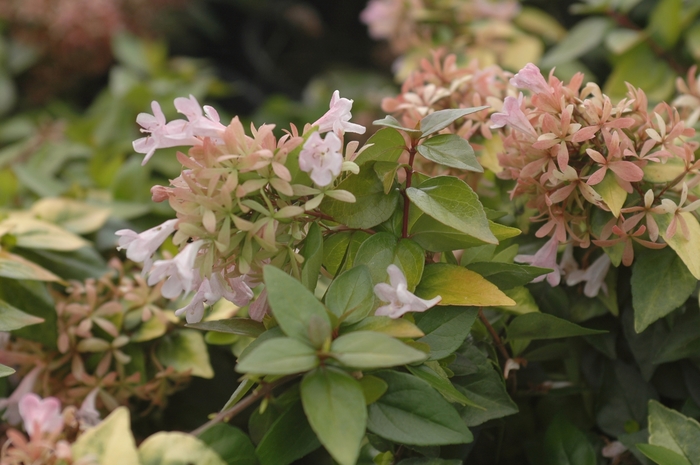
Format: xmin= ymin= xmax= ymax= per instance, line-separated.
xmin=657 ymin=212 xmax=700 ymax=280
xmin=593 ymin=170 xmax=627 ymax=218
xmin=415 ymin=264 xmax=515 ymax=307
xmin=30 ymin=198 xmax=111 ymax=234
xmin=0 ymin=250 xmax=60 ymax=281
xmin=72 ymin=407 xmax=140 ymax=465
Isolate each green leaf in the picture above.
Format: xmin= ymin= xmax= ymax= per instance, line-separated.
xmin=631 ymin=247 xmax=697 ymax=333
xmin=604 ymin=44 xmax=675 ymax=101
xmin=507 ymin=313 xmax=607 ymax=340
xmin=374 ymin=161 xmax=401 ymax=194
xmin=414 ymin=264 xmax=516 ymax=307
xmin=301 ymin=368 xmax=367 ymax=465
xmin=648 ymin=400 xmax=700 ymax=464
xmin=637 ymin=444 xmax=693 ymax=465
xmin=465 ymin=262 xmax=551 ymax=291
xmin=0 ymin=250 xmax=60 ymax=281
xmin=301 ymin=223 xmax=323 ymax=292
xmin=371 ymin=116 xmax=422 ymax=138
xmin=72 ymin=407 xmax=140 ymax=465
xmin=359 ymin=375 xmax=388 ymax=405
xmin=541 ymin=17 xmax=614 ymax=67
xmin=0 ymin=298 xmax=43 ymax=331
xmin=322 ymin=230 xmax=370 ymax=277
xmin=543 ymin=415 xmax=596 ymax=465
xmin=452 ymin=345 xmax=519 ymax=426
xmin=236 ymin=337 xmax=318 ymax=375
xmin=187 ymin=318 xmax=266 ymax=338
xmin=0 ymin=278 xmax=57 ymax=348
xmin=0 ymin=363 xmax=15 ymax=378
xmin=263 ymin=266 xmax=330 ymax=344
xmin=417 ymin=135 xmax=482 ymax=172
xmin=255 ymin=400 xmax=320 ymax=465
xmin=355 ymin=127 xmax=408 ymax=165
xmin=396 ymin=460 xmax=462 ymax=465
xmin=197 ymin=424 xmax=258 ymax=465
xmin=17 ymin=246 xmax=109 ymax=281
xmin=30 ymin=198 xmax=111 ymax=234
xmin=592 ymin=170 xmax=627 ymax=218
xmin=648 ymin=0 xmax=683 ymax=48
xmin=407 ymin=176 xmax=497 ymax=244
xmin=367 ymin=370 xmax=473 ymax=446
xmin=324 ymin=265 xmax=375 ymax=324
xmin=156 ymin=329 xmax=214 ymax=378
xmin=419 ymin=107 xmax=489 ymax=137
xmin=406 ymin=364 xmax=481 ymax=408
xmin=331 ymin=331 xmax=427 ymax=369
xmin=139 ymin=432 xmax=227 ymax=465
xmin=657 ymin=212 xmax=700 ymax=280
xmin=0 ymin=216 xmax=90 ymax=251
xmin=414 ymin=306 xmax=479 ymax=360
xmin=354 ymin=232 xmax=425 ymax=291
xmin=410 ymin=216 xmax=520 ymax=252
xmin=320 ymin=162 xmax=400 ymax=229
xmin=340 ymin=316 xmax=425 ymax=338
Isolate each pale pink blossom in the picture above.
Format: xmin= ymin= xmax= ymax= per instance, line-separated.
xmin=115 ymin=219 xmax=177 ymax=273
xmin=566 ymin=253 xmax=611 ymax=297
xmin=76 ymin=388 xmax=101 ymax=429
xmin=248 ymin=288 xmax=269 ymax=322
xmin=133 ymin=101 xmax=198 ymax=165
xmin=514 ymin=236 xmax=561 ymax=286
xmin=510 ymin=63 xmax=550 ymax=95
xmin=313 ymin=90 xmax=366 ymax=136
xmin=659 ymin=182 xmax=700 ymax=239
xmin=0 ymin=366 xmax=42 ymax=425
xmin=18 ymin=393 xmax=63 ymax=437
xmin=374 ymin=265 xmax=441 ymax=318
xmin=147 ymin=240 xmax=204 ymax=298
xmin=360 ymin=0 xmax=399 ymax=40
xmin=174 ymin=95 xmax=227 ymax=139
xmin=602 ymin=441 xmax=628 ymax=459
xmin=490 ymin=93 xmax=537 ymax=138
xmin=175 ymin=272 xmax=254 ymax=324
xmin=299 ymin=131 xmax=344 ymax=186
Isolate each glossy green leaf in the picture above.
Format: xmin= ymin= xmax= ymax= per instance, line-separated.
xmin=419 ymin=107 xmax=489 ymax=137
xmin=0 ymin=298 xmax=43 ymax=331
xmin=410 ymin=216 xmax=520 ymax=252
xmin=139 ymin=432 xmax=227 ymax=465
xmin=465 ymin=262 xmax=551 ymax=291
xmin=648 ymin=0 xmax=683 ymax=48
xmin=374 ymin=161 xmax=401 ymax=194
xmin=453 ymin=345 xmax=519 ymax=426
xmin=648 ymin=400 xmax=700 ymax=464
xmin=18 ymin=246 xmax=109 ymax=281
xmin=320 ymin=162 xmax=400 ymax=229
xmin=30 ymin=197 xmax=111 ymax=234
xmin=407 ymin=176 xmax=497 ymax=244
xmin=417 ymin=134 xmax=482 ymax=172
xmin=255 ymin=400 xmax=320 ymax=465
xmin=0 ymin=216 xmax=90 ymax=251
xmin=543 ymin=415 xmax=596 ymax=465
xmin=301 ymin=368 xmax=367 ymax=465
xmin=72 ymin=407 xmax=140 ymax=465
xmin=604 ymin=44 xmax=675 ymax=101
xmin=339 ymin=316 xmax=425 ymax=338
xmin=0 ymin=363 xmax=15 ymax=378
xmin=322 ymin=231 xmax=352 ymax=276
xmin=371 ymin=116 xmax=422 ymax=138
xmin=301 ymin=222 xmax=323 ymax=291
xmin=0 ymin=250 xmax=60 ymax=281
xmin=156 ymin=329 xmax=214 ymax=378
xmin=593 ymin=170 xmax=627 ymax=218
xmin=359 ymin=375 xmax=388 ymax=405
xmin=324 ymin=265 xmax=375 ymax=324
xmin=414 ymin=306 xmax=479 ymax=360
xmin=367 ymin=370 xmax=473 ymax=445
xmin=414 ymin=264 xmax=516 ymax=307
xmin=197 ymin=424 xmax=258 ymax=465
xmin=354 ymin=232 xmax=424 ymax=291
xmin=631 ymin=247 xmax=696 ymax=333
xmin=657 ymin=212 xmax=700 ymax=280
xmin=541 ymin=17 xmax=614 ymax=67
xmin=355 ymin=127 xmax=409 ymax=165
xmin=263 ymin=266 xmax=330 ymax=344
xmin=396 ymin=460 xmax=462 ymax=465
xmin=0 ymin=278 xmax=57 ymax=348
xmin=637 ymin=444 xmax=692 ymax=465
xmin=187 ymin=317 xmax=266 ymax=338
xmin=406 ymin=364 xmax=481 ymax=408
xmin=507 ymin=313 xmax=607 ymax=340
xmin=236 ymin=337 xmax=318 ymax=375
xmin=331 ymin=331 xmax=427 ymax=368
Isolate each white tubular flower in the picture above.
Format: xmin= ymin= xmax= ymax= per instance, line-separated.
xmin=313 ymin=90 xmax=366 ymax=136
xmin=0 ymin=366 xmax=42 ymax=425
xmin=175 ymin=271 xmax=254 ymax=324
xmin=132 ymin=101 xmax=199 ymax=165
xmin=76 ymin=388 xmax=101 ymax=429
xmin=566 ymin=253 xmax=611 ymax=298
xmin=18 ymin=393 xmax=64 ymax=437
xmin=174 ymin=94 xmax=226 ymax=139
xmin=115 ymin=219 xmax=177 ymax=273
xmin=299 ymin=132 xmax=344 ymax=186
xmin=374 ymin=265 xmax=441 ymax=318
xmin=147 ymin=240 xmax=204 ymax=299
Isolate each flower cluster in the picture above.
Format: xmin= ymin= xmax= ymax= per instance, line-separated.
xmin=0 ymin=260 xmax=191 ymax=422
xmin=122 ymin=92 xmax=364 ymax=323
xmin=496 ymin=63 xmax=700 ymax=291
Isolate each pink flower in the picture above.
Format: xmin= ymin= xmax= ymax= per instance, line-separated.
xmin=313 ymin=90 xmax=366 ymax=136
xmin=360 ymin=0 xmax=399 ymax=40
xmin=659 ymin=182 xmax=700 ymax=239
xmin=514 ymin=236 xmax=561 ymax=286
xmin=147 ymin=240 xmax=203 ymax=298
xmin=374 ymin=265 xmax=441 ymax=318
xmin=76 ymin=388 xmax=101 ymax=429
xmin=299 ymin=131 xmax=344 ymax=186
xmin=18 ymin=393 xmax=63 ymax=437
xmin=174 ymin=95 xmax=227 ymax=139
xmin=0 ymin=366 xmax=42 ymax=425
xmin=248 ymin=288 xmax=269 ymax=322
xmin=490 ymin=93 xmax=537 ymax=138
xmin=115 ymin=219 xmax=177 ymax=273
xmin=510 ymin=63 xmax=550 ymax=95
xmin=133 ymin=101 xmax=198 ymax=165
xmin=175 ymin=271 xmax=253 ymax=324
xmin=566 ymin=253 xmax=611 ymax=297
